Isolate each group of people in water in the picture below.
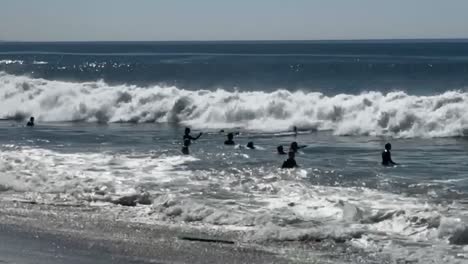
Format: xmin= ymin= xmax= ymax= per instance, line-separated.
xmin=26 ymin=117 xmax=397 ymax=168
xmin=182 ymin=126 xmax=398 ymax=168
xmin=182 ymin=127 xmax=304 ymax=168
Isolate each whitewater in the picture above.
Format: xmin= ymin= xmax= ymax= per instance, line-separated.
xmin=1 ymin=72 xmax=468 ymax=138
xmin=1 ymin=133 xmax=468 ymax=263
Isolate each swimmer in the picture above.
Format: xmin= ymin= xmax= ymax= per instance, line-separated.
xmin=382 ymin=143 xmax=398 ymax=166
xmin=224 ymin=132 xmax=235 ymax=145
xmin=281 ymin=151 xmax=299 ymax=169
xmin=26 ymin=116 xmax=34 ymax=127
xmin=246 ymin=141 xmax=256 ymax=149
xmin=277 ymin=145 xmax=287 ymax=155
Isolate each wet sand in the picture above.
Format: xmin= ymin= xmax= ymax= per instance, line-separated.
xmin=0 ymin=198 xmax=293 ymax=264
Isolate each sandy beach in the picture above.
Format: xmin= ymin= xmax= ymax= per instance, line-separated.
xmin=0 ymin=196 xmax=295 ymax=264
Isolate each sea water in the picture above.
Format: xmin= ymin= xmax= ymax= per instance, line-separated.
xmin=1 ymin=40 xmax=468 ymax=263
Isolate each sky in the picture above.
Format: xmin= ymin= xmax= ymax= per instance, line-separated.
xmin=0 ymin=0 xmax=467 ymax=41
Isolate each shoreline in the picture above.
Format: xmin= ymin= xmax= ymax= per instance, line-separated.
xmin=0 ymin=197 xmax=294 ymax=264
xmin=0 ymin=195 xmax=397 ymax=263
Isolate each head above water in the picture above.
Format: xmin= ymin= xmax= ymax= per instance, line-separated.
xmin=184 ymin=127 xmax=191 ymax=135
xmin=247 ymin=141 xmax=255 ymax=149
xmin=227 ymin=133 xmax=234 ymax=140
xmin=385 ymin=143 xmax=392 ymax=151
xmin=277 ymin=145 xmax=285 ymax=153
xmin=290 ymin=142 xmax=299 ymax=151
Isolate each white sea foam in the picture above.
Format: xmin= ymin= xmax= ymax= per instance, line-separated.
xmin=1 ymin=145 xmax=467 ymax=262
xmin=1 ymin=72 xmax=468 ymax=138
xmin=0 ymin=60 xmax=24 ymax=65
xmin=0 ymin=145 xmax=197 ymax=196
xmin=129 ymin=171 xmax=468 ymax=263
xmin=32 ymin=61 xmax=48 ymax=65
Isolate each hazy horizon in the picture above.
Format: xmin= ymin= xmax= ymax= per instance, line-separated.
xmin=1 ymin=0 xmax=468 ymax=42
xmin=2 ymin=38 xmax=468 ymax=44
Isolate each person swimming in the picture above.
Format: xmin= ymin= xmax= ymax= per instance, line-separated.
xmin=277 ymin=145 xmax=286 ymax=155
xmin=282 ymin=151 xmax=298 ymax=169
xmin=183 ymin=127 xmax=202 ymax=145
xmin=289 ymin=141 xmax=306 ymax=153
xmin=224 ymin=133 xmax=235 ymax=145
xmin=181 ymin=139 xmax=191 ymax=155
xmin=247 ymin=141 xmax=255 ymax=149
xmin=382 ymin=143 xmax=398 ymax=166
xmin=26 ymin=117 xmax=34 ymax=127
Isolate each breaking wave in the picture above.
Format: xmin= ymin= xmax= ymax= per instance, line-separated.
xmin=1 ymin=72 xmax=468 ymax=138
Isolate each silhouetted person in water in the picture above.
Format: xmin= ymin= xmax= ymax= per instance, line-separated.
xmin=293 ymin=126 xmax=298 ymax=136
xmin=277 ymin=145 xmax=286 ymax=155
xmin=183 ymin=127 xmax=202 ymax=144
xmin=289 ymin=141 xmax=306 ymax=153
xmin=181 ymin=139 xmax=191 ymax=155
xmin=282 ymin=151 xmax=298 ymax=169
xmin=382 ymin=143 xmax=398 ymax=166
xmin=26 ymin=117 xmax=34 ymax=127
xmin=224 ymin=133 xmax=235 ymax=145
xmin=247 ymin=141 xmax=255 ymax=149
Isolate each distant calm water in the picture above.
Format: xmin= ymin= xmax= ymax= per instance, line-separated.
xmin=1 ymin=41 xmax=468 ymax=263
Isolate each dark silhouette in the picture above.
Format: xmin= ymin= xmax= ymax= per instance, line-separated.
xmin=247 ymin=141 xmax=255 ymax=149
xmin=382 ymin=143 xmax=398 ymax=166
xmin=26 ymin=117 xmax=34 ymax=127
xmin=293 ymin=126 xmax=298 ymax=136
xmin=277 ymin=145 xmax=286 ymax=155
xmin=282 ymin=151 xmax=298 ymax=169
xmin=183 ymin=127 xmax=202 ymax=144
xmin=289 ymin=141 xmax=306 ymax=153
xmin=224 ymin=133 xmax=235 ymax=145
xmin=181 ymin=139 xmax=191 ymax=155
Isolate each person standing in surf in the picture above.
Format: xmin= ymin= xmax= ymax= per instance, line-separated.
xmin=183 ymin=127 xmax=202 ymax=144
xmin=181 ymin=127 xmax=202 ymax=155
xmin=382 ymin=143 xmax=398 ymax=166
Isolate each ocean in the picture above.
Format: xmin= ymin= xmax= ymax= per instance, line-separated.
xmin=1 ymin=40 xmax=468 ymax=263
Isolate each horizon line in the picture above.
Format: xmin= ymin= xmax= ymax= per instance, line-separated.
xmin=1 ymin=37 xmax=468 ymax=44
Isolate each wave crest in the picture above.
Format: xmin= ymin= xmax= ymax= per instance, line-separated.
xmin=1 ymin=72 xmax=467 ymax=138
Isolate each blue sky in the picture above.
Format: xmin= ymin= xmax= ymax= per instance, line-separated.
xmin=1 ymin=0 xmax=467 ymax=41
